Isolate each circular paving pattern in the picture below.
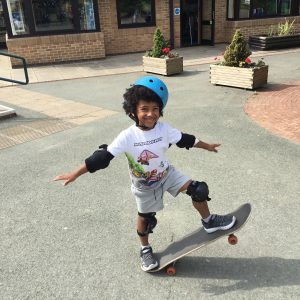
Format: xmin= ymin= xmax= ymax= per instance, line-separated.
xmin=244 ymin=81 xmax=300 ymax=143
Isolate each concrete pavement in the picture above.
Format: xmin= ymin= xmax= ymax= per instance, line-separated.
xmin=1 ymin=44 xmax=300 ymax=86
xmin=0 ymin=46 xmax=299 ymax=299
xmin=1 ymin=45 xmax=300 ymax=145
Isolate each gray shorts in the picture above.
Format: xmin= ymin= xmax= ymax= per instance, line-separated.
xmin=130 ymin=166 xmax=190 ymax=213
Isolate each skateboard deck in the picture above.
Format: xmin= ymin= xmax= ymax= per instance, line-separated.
xmin=148 ymin=203 xmax=251 ymax=275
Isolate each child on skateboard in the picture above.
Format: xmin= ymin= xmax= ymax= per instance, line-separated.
xmin=54 ymin=76 xmax=236 ymax=272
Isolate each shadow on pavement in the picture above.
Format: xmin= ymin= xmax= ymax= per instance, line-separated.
xmin=151 ymin=256 xmax=299 ymax=295
xmin=175 ymin=69 xmax=207 ymax=77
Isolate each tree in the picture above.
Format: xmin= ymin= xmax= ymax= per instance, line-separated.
xmin=223 ymin=30 xmax=252 ymax=67
xmin=147 ymin=27 xmax=168 ymax=58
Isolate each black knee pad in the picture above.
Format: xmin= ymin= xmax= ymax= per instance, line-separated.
xmin=186 ymin=181 xmax=211 ymax=202
xmin=137 ymin=212 xmax=157 ymax=237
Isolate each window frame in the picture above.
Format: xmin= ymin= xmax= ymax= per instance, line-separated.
xmin=2 ymin=0 xmax=100 ymax=38
xmin=116 ymin=0 xmax=156 ymax=29
xmin=227 ymin=0 xmax=300 ymax=20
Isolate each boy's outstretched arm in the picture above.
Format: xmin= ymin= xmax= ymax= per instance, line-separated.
xmin=53 ymin=144 xmax=114 ymax=186
xmin=176 ymin=133 xmax=220 ymax=152
xmin=194 ymin=140 xmax=221 ymax=152
xmin=53 ymin=163 xmax=88 ymax=186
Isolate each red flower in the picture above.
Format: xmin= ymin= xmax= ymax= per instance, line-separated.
xmin=245 ymin=57 xmax=251 ymax=63
xmin=162 ymin=47 xmax=170 ymax=54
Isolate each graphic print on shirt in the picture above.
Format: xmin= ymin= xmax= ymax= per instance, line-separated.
xmin=137 ymin=150 xmax=158 ymax=165
xmin=125 ymin=151 xmax=168 ymax=186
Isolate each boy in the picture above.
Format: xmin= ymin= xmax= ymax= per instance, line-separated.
xmin=54 ymin=76 xmax=236 ymax=272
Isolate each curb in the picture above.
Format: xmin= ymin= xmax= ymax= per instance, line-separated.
xmin=0 ymin=104 xmax=16 ymax=120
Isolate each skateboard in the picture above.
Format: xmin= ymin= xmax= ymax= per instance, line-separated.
xmin=148 ymin=203 xmax=251 ymax=275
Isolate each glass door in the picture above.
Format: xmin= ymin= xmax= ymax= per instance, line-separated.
xmin=201 ymin=0 xmax=214 ymax=45
xmin=181 ymin=0 xmax=199 ymax=47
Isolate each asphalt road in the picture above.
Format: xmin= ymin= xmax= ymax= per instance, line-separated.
xmin=1 ymin=52 xmax=299 ymax=299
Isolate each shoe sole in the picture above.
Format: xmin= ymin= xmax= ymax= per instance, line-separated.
xmin=141 ymin=261 xmax=159 ymax=272
xmin=204 ymin=216 xmax=237 ymax=234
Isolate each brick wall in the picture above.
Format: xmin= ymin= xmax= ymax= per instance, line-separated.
xmin=225 ymin=16 xmax=300 ymax=42
xmin=100 ymin=0 xmax=170 ymax=55
xmin=7 ymin=32 xmax=105 ymax=67
xmin=173 ymin=0 xmax=181 ymax=48
xmin=5 ymin=1 xmax=300 ymax=67
xmin=214 ymin=0 xmax=227 ymax=43
xmin=200 ymin=1 xmax=300 ymax=44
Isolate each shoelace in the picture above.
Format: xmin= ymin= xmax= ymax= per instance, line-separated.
xmin=142 ymin=249 xmax=153 ymax=261
xmin=211 ymin=214 xmax=227 ymax=225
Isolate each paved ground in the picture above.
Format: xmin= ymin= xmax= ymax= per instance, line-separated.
xmin=0 ymin=46 xmax=299 ymax=299
xmin=1 ymin=45 xmax=300 ymax=145
xmin=245 ymin=81 xmax=300 ymax=143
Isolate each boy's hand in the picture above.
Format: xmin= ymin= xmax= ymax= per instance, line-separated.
xmin=206 ymin=143 xmax=221 ymax=153
xmin=53 ymin=164 xmax=88 ymax=186
xmin=53 ymin=173 xmax=77 ymax=186
xmin=194 ymin=140 xmax=221 ymax=152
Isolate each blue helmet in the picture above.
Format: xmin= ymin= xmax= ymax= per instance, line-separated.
xmin=134 ymin=76 xmax=168 ymax=108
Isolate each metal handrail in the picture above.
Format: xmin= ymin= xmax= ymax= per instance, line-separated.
xmin=0 ymin=51 xmax=29 ymax=85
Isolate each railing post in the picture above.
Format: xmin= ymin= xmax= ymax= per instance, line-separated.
xmin=0 ymin=51 xmax=29 ymax=85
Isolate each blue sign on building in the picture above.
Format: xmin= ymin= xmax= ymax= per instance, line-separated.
xmin=174 ymin=8 xmax=180 ymax=16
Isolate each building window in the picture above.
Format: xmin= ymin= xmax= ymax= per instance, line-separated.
xmin=6 ymin=0 xmax=29 ymax=35
xmin=239 ymin=0 xmax=250 ymax=18
xmin=32 ymin=0 xmax=74 ymax=32
xmin=3 ymin=0 xmax=99 ymax=37
xmin=252 ymin=0 xmax=277 ymax=17
xmin=117 ymin=0 xmax=155 ymax=28
xmin=227 ymin=0 xmax=300 ymax=19
xmin=79 ymin=0 xmax=96 ymax=30
xmin=227 ymin=0 xmax=235 ymax=19
xmin=279 ymin=0 xmax=291 ymax=15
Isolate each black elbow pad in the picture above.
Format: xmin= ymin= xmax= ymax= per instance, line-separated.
xmin=176 ymin=133 xmax=196 ymax=150
xmin=85 ymin=144 xmax=114 ymax=173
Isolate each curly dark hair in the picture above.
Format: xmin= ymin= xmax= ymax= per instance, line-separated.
xmin=123 ymin=85 xmax=164 ymax=121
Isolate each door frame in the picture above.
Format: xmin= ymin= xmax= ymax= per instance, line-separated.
xmin=179 ymin=0 xmax=215 ymax=47
xmin=200 ymin=0 xmax=215 ymax=45
xmin=180 ymin=0 xmax=200 ymax=47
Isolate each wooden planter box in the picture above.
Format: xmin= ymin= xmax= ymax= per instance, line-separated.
xmin=143 ymin=56 xmax=183 ymax=76
xmin=249 ymin=34 xmax=300 ymax=50
xmin=210 ymin=64 xmax=268 ymax=90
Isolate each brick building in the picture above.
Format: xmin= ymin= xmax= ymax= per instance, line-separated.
xmin=1 ymin=0 xmax=300 ymax=67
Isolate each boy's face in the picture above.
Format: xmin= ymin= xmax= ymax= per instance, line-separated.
xmin=136 ymin=100 xmax=160 ymax=129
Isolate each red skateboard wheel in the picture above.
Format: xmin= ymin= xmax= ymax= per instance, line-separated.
xmin=228 ymin=234 xmax=238 ymax=245
xmin=166 ymin=266 xmax=176 ymax=276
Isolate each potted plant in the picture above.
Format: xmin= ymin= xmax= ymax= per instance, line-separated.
xmin=249 ymin=18 xmax=300 ymax=50
xmin=143 ymin=28 xmax=183 ymax=76
xmin=210 ymin=29 xmax=268 ymax=90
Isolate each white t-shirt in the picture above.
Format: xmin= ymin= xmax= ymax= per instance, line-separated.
xmin=107 ymin=121 xmax=182 ymax=189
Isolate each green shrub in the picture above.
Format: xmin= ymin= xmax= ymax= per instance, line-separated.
xmin=223 ymin=29 xmax=252 ymax=67
xmin=146 ymin=28 xmax=168 ymax=58
xmin=277 ymin=18 xmax=295 ymax=36
xmin=268 ymin=18 xmax=295 ymax=36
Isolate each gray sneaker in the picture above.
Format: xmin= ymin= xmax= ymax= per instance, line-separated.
xmin=140 ymin=247 xmax=158 ymax=271
xmin=202 ymin=214 xmax=236 ymax=233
